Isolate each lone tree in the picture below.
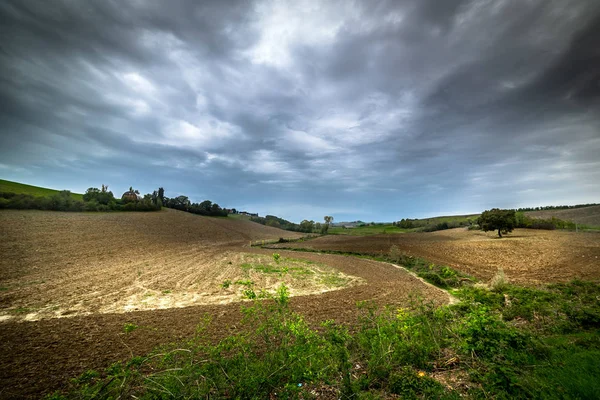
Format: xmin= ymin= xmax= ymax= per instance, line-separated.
xmin=322 ymin=215 xmax=334 ymax=234
xmin=478 ymin=208 xmax=517 ymax=238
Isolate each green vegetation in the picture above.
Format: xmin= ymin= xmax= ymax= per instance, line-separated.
xmin=515 ymin=212 xmax=599 ymax=231
xmin=322 ymin=215 xmax=333 ymax=234
xmin=250 ymin=214 xmax=303 ymax=231
xmin=394 ymin=214 xmax=478 ymax=232
xmin=329 ymin=215 xmax=479 ymax=236
xmin=249 ymin=215 xmax=332 ymax=234
xmin=0 ymin=180 xmax=161 ymax=212
xmin=516 ymin=203 xmax=599 ymax=212
xmin=51 ymin=280 xmax=600 ymax=399
xmin=329 ymin=224 xmax=413 ymax=235
xmin=238 ymin=254 xmax=352 ymax=285
xmin=478 ymin=208 xmax=517 ymax=237
xmin=123 ymin=323 xmax=139 ymax=334
xmin=221 ymin=280 xmax=232 ymax=289
xmin=266 ymin=245 xmax=473 ymax=290
xmin=164 ymin=196 xmax=228 ymax=216
xmin=10 ymin=307 xmax=33 ymax=315
xmin=0 ymin=179 xmax=84 ymax=200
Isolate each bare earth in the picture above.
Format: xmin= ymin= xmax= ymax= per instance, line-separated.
xmin=0 ymin=210 xmax=449 ymax=399
xmin=271 ymin=228 xmax=600 ymax=284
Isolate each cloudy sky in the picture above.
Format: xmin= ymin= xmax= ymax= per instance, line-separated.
xmin=1 ymin=0 xmax=599 ymax=222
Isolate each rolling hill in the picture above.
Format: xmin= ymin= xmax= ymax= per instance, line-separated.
xmin=526 ymin=205 xmax=600 ymax=226
xmin=0 ymin=179 xmax=83 ymax=200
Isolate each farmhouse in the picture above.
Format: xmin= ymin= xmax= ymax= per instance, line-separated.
xmin=121 ymin=189 xmax=138 ymax=202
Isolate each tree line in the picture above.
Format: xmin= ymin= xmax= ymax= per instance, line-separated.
xmin=250 ymin=215 xmax=334 ymax=234
xmin=515 ymin=203 xmax=598 ymax=212
xmin=0 ymin=184 xmax=162 ymax=212
xmin=477 ymin=208 xmax=584 ymax=237
xmin=163 ymin=194 xmax=228 ymax=217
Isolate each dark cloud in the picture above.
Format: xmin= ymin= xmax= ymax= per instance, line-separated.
xmin=1 ymin=0 xmax=599 ymax=222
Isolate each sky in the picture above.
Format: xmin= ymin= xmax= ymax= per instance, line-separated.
xmin=1 ymin=0 xmax=599 ymax=223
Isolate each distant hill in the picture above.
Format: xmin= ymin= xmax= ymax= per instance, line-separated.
xmin=0 ymin=179 xmax=83 ymax=200
xmin=526 ymin=205 xmax=600 ymax=227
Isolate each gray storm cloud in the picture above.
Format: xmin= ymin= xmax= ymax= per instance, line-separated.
xmin=1 ymin=0 xmax=599 ymax=222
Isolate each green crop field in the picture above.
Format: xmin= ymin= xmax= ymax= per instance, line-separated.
xmin=0 ymin=179 xmax=83 ymax=200
xmin=330 ymin=214 xmax=479 ymax=236
xmin=329 ymin=224 xmax=413 ymax=235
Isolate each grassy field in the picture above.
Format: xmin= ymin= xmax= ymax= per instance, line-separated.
xmin=329 ymin=224 xmax=413 ymax=235
xmin=227 ymin=213 xmax=252 ymax=221
xmin=0 ymin=179 xmax=83 ymax=200
xmin=330 ymin=214 xmax=478 ymax=235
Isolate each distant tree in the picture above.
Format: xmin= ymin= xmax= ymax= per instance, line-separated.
xmin=200 ymin=200 xmax=212 ymax=213
xmin=266 ymin=219 xmax=281 ymax=228
xmin=397 ymin=218 xmax=414 ymax=229
xmin=84 ymin=186 xmax=115 ymax=205
xmin=158 ymin=187 xmax=165 ymax=204
xmin=211 ymin=203 xmax=221 ymax=214
xmin=478 ymin=208 xmax=517 ymax=238
xmin=83 ymin=187 xmax=101 ymax=202
xmin=322 ymin=215 xmax=333 ymax=234
xmin=300 ymin=220 xmax=315 ymax=233
xmin=169 ymin=195 xmax=190 ymax=210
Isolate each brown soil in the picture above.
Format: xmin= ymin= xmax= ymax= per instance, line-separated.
xmin=0 ymin=210 xmax=449 ymax=399
xmin=271 ymin=228 xmax=600 ymax=284
xmin=0 ymin=209 xmax=307 ymax=321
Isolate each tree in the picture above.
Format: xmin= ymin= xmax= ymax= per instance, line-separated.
xmin=84 ymin=186 xmax=115 ymax=205
xmin=158 ymin=187 xmax=165 ymax=204
xmin=322 ymin=215 xmax=333 ymax=234
xmin=300 ymin=220 xmax=315 ymax=233
xmin=200 ymin=200 xmax=212 ymax=213
xmin=478 ymin=208 xmax=516 ymax=238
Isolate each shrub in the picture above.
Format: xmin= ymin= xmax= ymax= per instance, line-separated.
xmin=489 ymin=269 xmax=509 ymax=292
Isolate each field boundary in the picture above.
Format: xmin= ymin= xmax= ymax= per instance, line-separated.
xmin=256 ymin=244 xmax=464 ymax=304
xmin=386 ymin=262 xmax=460 ymax=305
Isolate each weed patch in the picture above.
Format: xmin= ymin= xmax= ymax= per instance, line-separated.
xmin=123 ymin=323 xmax=139 ymax=334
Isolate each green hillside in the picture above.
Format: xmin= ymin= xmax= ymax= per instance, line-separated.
xmin=0 ymin=179 xmax=83 ymax=200
xmin=330 ymin=214 xmax=479 ymax=235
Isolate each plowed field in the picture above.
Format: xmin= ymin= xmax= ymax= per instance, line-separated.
xmin=271 ymin=228 xmax=600 ymax=284
xmin=0 ymin=210 xmax=450 ymax=399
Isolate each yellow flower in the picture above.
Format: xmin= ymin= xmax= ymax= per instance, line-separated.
xmin=418 ymin=371 xmax=426 ymax=378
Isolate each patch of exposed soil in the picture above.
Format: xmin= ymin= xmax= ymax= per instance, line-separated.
xmin=0 ymin=209 xmax=305 ymax=321
xmin=0 ymin=210 xmax=450 ymax=399
xmin=270 ymin=228 xmax=600 ymax=284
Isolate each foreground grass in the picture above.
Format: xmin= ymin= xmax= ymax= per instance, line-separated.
xmin=0 ymin=179 xmax=83 ymax=200
xmin=49 ymin=278 xmax=600 ymax=399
